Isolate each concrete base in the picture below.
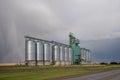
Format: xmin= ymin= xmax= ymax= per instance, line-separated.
xmin=81 ymin=62 xmax=88 ymax=64
xmin=54 ymin=61 xmax=60 ymax=66
xmin=65 ymin=62 xmax=69 ymax=65
xmin=37 ymin=61 xmax=43 ymax=66
xmin=27 ymin=61 xmax=36 ymax=66
xmin=44 ymin=61 xmax=51 ymax=65
xmin=70 ymin=62 xmax=73 ymax=65
xmin=60 ymin=61 xmax=65 ymax=66
xmin=68 ymin=61 xmax=72 ymax=65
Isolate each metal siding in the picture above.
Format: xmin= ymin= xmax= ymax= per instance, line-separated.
xmin=53 ymin=45 xmax=60 ymax=61
xmin=65 ymin=47 xmax=69 ymax=61
xmin=81 ymin=48 xmax=84 ymax=60
xmin=37 ymin=42 xmax=43 ymax=60
xmin=27 ymin=41 xmax=36 ymax=60
xmin=60 ymin=46 xmax=62 ymax=61
xmin=83 ymin=49 xmax=86 ymax=61
xmin=69 ymin=48 xmax=73 ymax=62
xmin=44 ymin=43 xmax=50 ymax=61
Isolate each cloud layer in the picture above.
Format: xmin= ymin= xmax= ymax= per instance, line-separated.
xmin=0 ymin=0 xmax=120 ymax=63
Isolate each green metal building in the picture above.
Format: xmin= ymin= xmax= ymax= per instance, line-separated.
xmin=25 ymin=33 xmax=91 ymax=66
xmin=69 ymin=33 xmax=81 ymax=64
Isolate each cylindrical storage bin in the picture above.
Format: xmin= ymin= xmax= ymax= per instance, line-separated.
xmin=52 ymin=45 xmax=60 ymax=65
xmin=85 ymin=49 xmax=87 ymax=63
xmin=37 ymin=42 xmax=43 ymax=65
xmin=83 ymin=48 xmax=85 ymax=62
xmin=80 ymin=48 xmax=82 ymax=63
xmin=65 ymin=47 xmax=69 ymax=65
xmin=27 ymin=40 xmax=36 ymax=66
xmin=49 ymin=43 xmax=53 ymax=64
xmin=80 ymin=48 xmax=84 ymax=64
xmin=60 ymin=46 xmax=65 ymax=65
xmin=88 ymin=50 xmax=91 ymax=63
xmin=85 ymin=50 xmax=88 ymax=63
xmin=89 ymin=51 xmax=91 ymax=63
xmin=82 ymin=48 xmax=86 ymax=64
xmin=87 ymin=50 xmax=90 ymax=63
xmin=86 ymin=50 xmax=89 ymax=63
xmin=68 ymin=48 xmax=73 ymax=65
xmin=80 ymin=48 xmax=83 ymax=60
xmin=44 ymin=43 xmax=50 ymax=65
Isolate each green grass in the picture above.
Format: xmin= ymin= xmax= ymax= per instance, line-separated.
xmin=0 ymin=65 xmax=120 ymax=80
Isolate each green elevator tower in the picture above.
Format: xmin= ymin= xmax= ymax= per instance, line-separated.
xmin=69 ymin=33 xmax=81 ymax=64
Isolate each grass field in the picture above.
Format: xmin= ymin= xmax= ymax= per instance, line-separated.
xmin=0 ymin=65 xmax=120 ymax=80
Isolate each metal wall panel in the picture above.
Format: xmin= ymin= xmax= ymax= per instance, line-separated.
xmin=27 ymin=40 xmax=36 ymax=60
xmin=65 ymin=47 xmax=69 ymax=61
xmin=84 ymin=48 xmax=86 ymax=62
xmin=80 ymin=48 xmax=84 ymax=61
xmin=53 ymin=45 xmax=60 ymax=61
xmin=68 ymin=48 xmax=73 ymax=62
xmin=60 ymin=46 xmax=65 ymax=61
xmin=44 ymin=43 xmax=50 ymax=61
xmin=37 ymin=42 xmax=43 ymax=61
xmin=86 ymin=50 xmax=89 ymax=62
xmin=88 ymin=50 xmax=91 ymax=62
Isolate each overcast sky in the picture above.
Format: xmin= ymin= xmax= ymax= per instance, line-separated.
xmin=0 ymin=0 xmax=120 ymax=63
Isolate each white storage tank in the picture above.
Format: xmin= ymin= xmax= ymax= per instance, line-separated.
xmin=44 ymin=43 xmax=50 ymax=65
xmin=88 ymin=50 xmax=91 ymax=63
xmin=68 ymin=47 xmax=73 ymax=65
xmin=60 ymin=46 xmax=65 ymax=65
xmin=52 ymin=45 xmax=60 ymax=65
xmin=86 ymin=49 xmax=89 ymax=63
xmin=80 ymin=48 xmax=83 ymax=61
xmin=82 ymin=48 xmax=86 ymax=64
xmin=80 ymin=48 xmax=85 ymax=64
xmin=27 ymin=40 xmax=36 ymax=66
xmin=65 ymin=47 xmax=69 ymax=65
xmin=37 ymin=41 xmax=43 ymax=65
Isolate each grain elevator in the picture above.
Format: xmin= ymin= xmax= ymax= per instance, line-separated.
xmin=25 ymin=33 xmax=92 ymax=66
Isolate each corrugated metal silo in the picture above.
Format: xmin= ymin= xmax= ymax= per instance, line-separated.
xmin=52 ymin=45 xmax=60 ymax=65
xmin=44 ymin=43 xmax=50 ymax=65
xmin=49 ymin=43 xmax=53 ymax=64
xmin=84 ymin=49 xmax=87 ymax=63
xmin=86 ymin=49 xmax=89 ymax=63
xmin=36 ymin=41 xmax=43 ymax=65
xmin=89 ymin=51 xmax=92 ymax=63
xmin=65 ymin=47 xmax=69 ymax=65
xmin=83 ymin=48 xmax=87 ymax=64
xmin=81 ymin=48 xmax=84 ymax=60
xmin=60 ymin=46 xmax=65 ymax=65
xmin=27 ymin=40 xmax=36 ymax=66
xmin=88 ymin=50 xmax=91 ymax=63
xmin=68 ymin=47 xmax=73 ymax=64
xmin=80 ymin=48 xmax=84 ymax=64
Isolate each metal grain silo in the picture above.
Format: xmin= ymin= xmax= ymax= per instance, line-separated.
xmin=82 ymin=48 xmax=86 ymax=64
xmin=65 ymin=47 xmax=69 ymax=65
xmin=49 ymin=43 xmax=53 ymax=64
xmin=80 ymin=48 xmax=84 ymax=64
xmin=60 ymin=46 xmax=65 ymax=65
xmin=68 ymin=47 xmax=73 ymax=65
xmin=27 ymin=40 xmax=36 ymax=66
xmin=36 ymin=41 xmax=43 ymax=65
xmin=52 ymin=45 xmax=60 ymax=65
xmin=88 ymin=50 xmax=91 ymax=63
xmin=81 ymin=48 xmax=84 ymax=60
xmin=86 ymin=49 xmax=89 ymax=63
xmin=90 ymin=51 xmax=92 ymax=63
xmin=85 ymin=49 xmax=87 ymax=63
xmin=43 ymin=43 xmax=50 ymax=65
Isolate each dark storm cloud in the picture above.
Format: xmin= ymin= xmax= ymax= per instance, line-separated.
xmin=0 ymin=0 xmax=120 ymax=63
xmin=81 ymin=38 xmax=120 ymax=62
